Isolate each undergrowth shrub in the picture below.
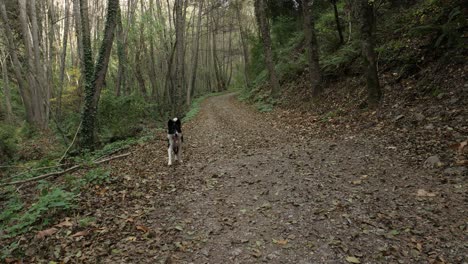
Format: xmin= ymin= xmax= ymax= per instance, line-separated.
xmin=0 ymin=187 xmax=75 ymax=238
xmin=272 ymin=16 xmax=300 ymax=47
xmin=98 ymin=91 xmax=156 ymax=143
xmin=84 ymin=168 xmax=111 ymax=185
xmin=408 ymin=3 xmax=464 ymax=49
xmin=321 ymin=41 xmax=361 ymax=77
xmin=0 ymin=124 xmax=17 ymax=164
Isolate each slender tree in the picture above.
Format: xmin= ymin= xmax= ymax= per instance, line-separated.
xmin=1 ymin=0 xmax=48 ymax=128
xmin=0 ymin=51 xmax=13 ymax=121
xmin=302 ymin=0 xmax=322 ymax=97
xmin=254 ymin=0 xmax=280 ymax=98
xmin=174 ymin=0 xmax=186 ymax=115
xmin=79 ymin=0 xmax=120 ymax=150
xmin=187 ymin=0 xmax=204 ymax=106
xmin=331 ymin=0 xmax=344 ymax=45
xmin=58 ymin=0 xmax=71 ymax=121
xmin=357 ymin=0 xmax=381 ymax=106
xmin=234 ymin=0 xmax=250 ymax=88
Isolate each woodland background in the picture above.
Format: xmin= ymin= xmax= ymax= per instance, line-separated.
xmin=0 ymin=0 xmax=466 ymax=260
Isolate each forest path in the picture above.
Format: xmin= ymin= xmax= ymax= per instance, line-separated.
xmin=84 ymin=93 xmax=464 ymax=263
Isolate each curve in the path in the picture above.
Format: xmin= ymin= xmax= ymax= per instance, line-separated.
xmin=99 ymin=93 xmax=466 ymax=264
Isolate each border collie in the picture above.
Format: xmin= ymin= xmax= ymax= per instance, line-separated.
xmin=167 ymin=118 xmax=183 ymax=166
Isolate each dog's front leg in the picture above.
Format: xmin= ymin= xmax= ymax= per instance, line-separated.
xmin=178 ymin=143 xmax=182 ymax=163
xmin=168 ymin=147 xmax=173 ymax=166
xmin=167 ymin=135 xmax=174 ymax=166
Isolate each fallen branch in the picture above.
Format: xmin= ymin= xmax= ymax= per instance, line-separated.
xmin=94 ymin=153 xmax=131 ymax=164
xmin=0 ymin=165 xmax=26 ymax=169
xmin=7 ymin=164 xmax=67 ymax=179
xmin=58 ymin=121 xmax=82 ymax=164
xmin=0 ymin=153 xmax=131 ymax=187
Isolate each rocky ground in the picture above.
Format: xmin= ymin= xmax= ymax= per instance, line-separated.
xmin=10 ymin=93 xmax=466 ymax=264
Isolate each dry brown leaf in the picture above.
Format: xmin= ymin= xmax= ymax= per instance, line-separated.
xmin=416 ymin=189 xmax=437 ymax=197
xmin=55 ymin=218 xmax=73 ymax=228
xmin=71 ymin=230 xmax=90 ymax=237
xmin=352 ymin=179 xmax=362 ymax=185
xmin=459 ymin=141 xmax=467 ymax=152
xmin=136 ymin=225 xmax=149 ymax=233
xmin=455 ymin=160 xmax=468 ymax=166
xmin=416 ymin=243 xmax=423 ymax=252
xmin=36 ymin=227 xmax=58 ymax=239
xmin=346 ymin=256 xmax=361 ymax=263
xmin=251 ymin=248 xmax=262 ymax=258
xmin=272 ymin=238 xmax=288 ymax=245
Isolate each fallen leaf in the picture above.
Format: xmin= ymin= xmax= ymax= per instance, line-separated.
xmin=55 ymin=218 xmax=73 ymax=228
xmin=416 ymin=189 xmax=437 ymax=197
xmin=136 ymin=225 xmax=150 ymax=233
xmin=174 ymin=241 xmax=185 ymax=251
xmin=450 ymin=140 xmax=467 ymax=153
xmin=71 ymin=230 xmax=90 ymax=237
xmin=352 ymin=179 xmax=362 ymax=185
xmin=251 ymin=248 xmax=262 ymax=258
xmin=459 ymin=141 xmax=467 ymax=152
xmin=416 ymin=243 xmax=423 ymax=252
xmin=272 ymin=238 xmax=288 ymax=245
xmin=346 ymin=256 xmax=361 ymax=263
xmin=36 ymin=228 xmax=58 ymax=239
xmin=455 ymin=160 xmax=468 ymax=165
xmin=126 ymin=236 xmax=137 ymax=241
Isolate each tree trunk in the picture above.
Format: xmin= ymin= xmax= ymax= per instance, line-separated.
xmin=18 ymin=0 xmax=48 ymax=128
xmin=30 ymin=0 xmax=50 ymax=127
xmin=358 ymin=0 xmax=381 ymax=106
xmin=254 ymin=0 xmax=280 ymax=98
xmin=331 ymin=0 xmax=344 ymax=45
xmin=235 ymin=1 xmax=250 ymax=88
xmin=226 ymin=18 xmax=234 ymax=88
xmin=148 ymin=0 xmax=160 ymax=100
xmin=73 ymin=0 xmax=85 ymax=96
xmin=187 ymin=0 xmax=204 ymax=106
xmin=173 ymin=0 xmax=186 ymax=116
xmin=134 ymin=0 xmax=147 ymax=98
xmin=58 ymin=0 xmax=71 ymax=121
xmin=0 ymin=54 xmax=13 ymax=122
xmin=115 ymin=3 xmax=126 ymax=96
xmin=211 ymin=15 xmax=224 ymax=92
xmin=91 ymin=0 xmax=120 ymax=107
xmin=302 ymin=0 xmax=322 ymax=97
xmin=79 ymin=0 xmax=119 ymax=150
xmin=0 ymin=3 xmax=33 ymax=123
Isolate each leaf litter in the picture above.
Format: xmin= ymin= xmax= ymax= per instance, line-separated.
xmin=3 ymin=94 xmax=466 ymax=263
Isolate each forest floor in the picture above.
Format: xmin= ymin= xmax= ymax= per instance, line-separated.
xmin=18 ymin=93 xmax=466 ymax=263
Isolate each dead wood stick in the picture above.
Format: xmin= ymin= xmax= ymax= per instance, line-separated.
xmin=0 ymin=153 xmax=131 ymax=187
xmin=58 ymin=121 xmax=82 ymax=164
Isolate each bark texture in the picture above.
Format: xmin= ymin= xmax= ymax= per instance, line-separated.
xmin=302 ymin=0 xmax=322 ymax=97
xmin=357 ymin=0 xmax=382 ymax=106
xmin=254 ymin=0 xmax=280 ymax=98
xmin=79 ymin=0 xmax=119 ymax=150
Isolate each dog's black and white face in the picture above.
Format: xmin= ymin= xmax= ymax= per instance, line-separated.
xmin=167 ymin=118 xmax=182 ymax=135
xmin=167 ymin=118 xmax=183 ymax=166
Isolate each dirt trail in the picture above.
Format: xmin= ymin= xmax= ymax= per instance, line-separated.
xmin=28 ymin=94 xmax=466 ymax=263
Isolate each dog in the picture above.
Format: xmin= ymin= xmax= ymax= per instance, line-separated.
xmin=167 ymin=118 xmax=183 ymax=166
